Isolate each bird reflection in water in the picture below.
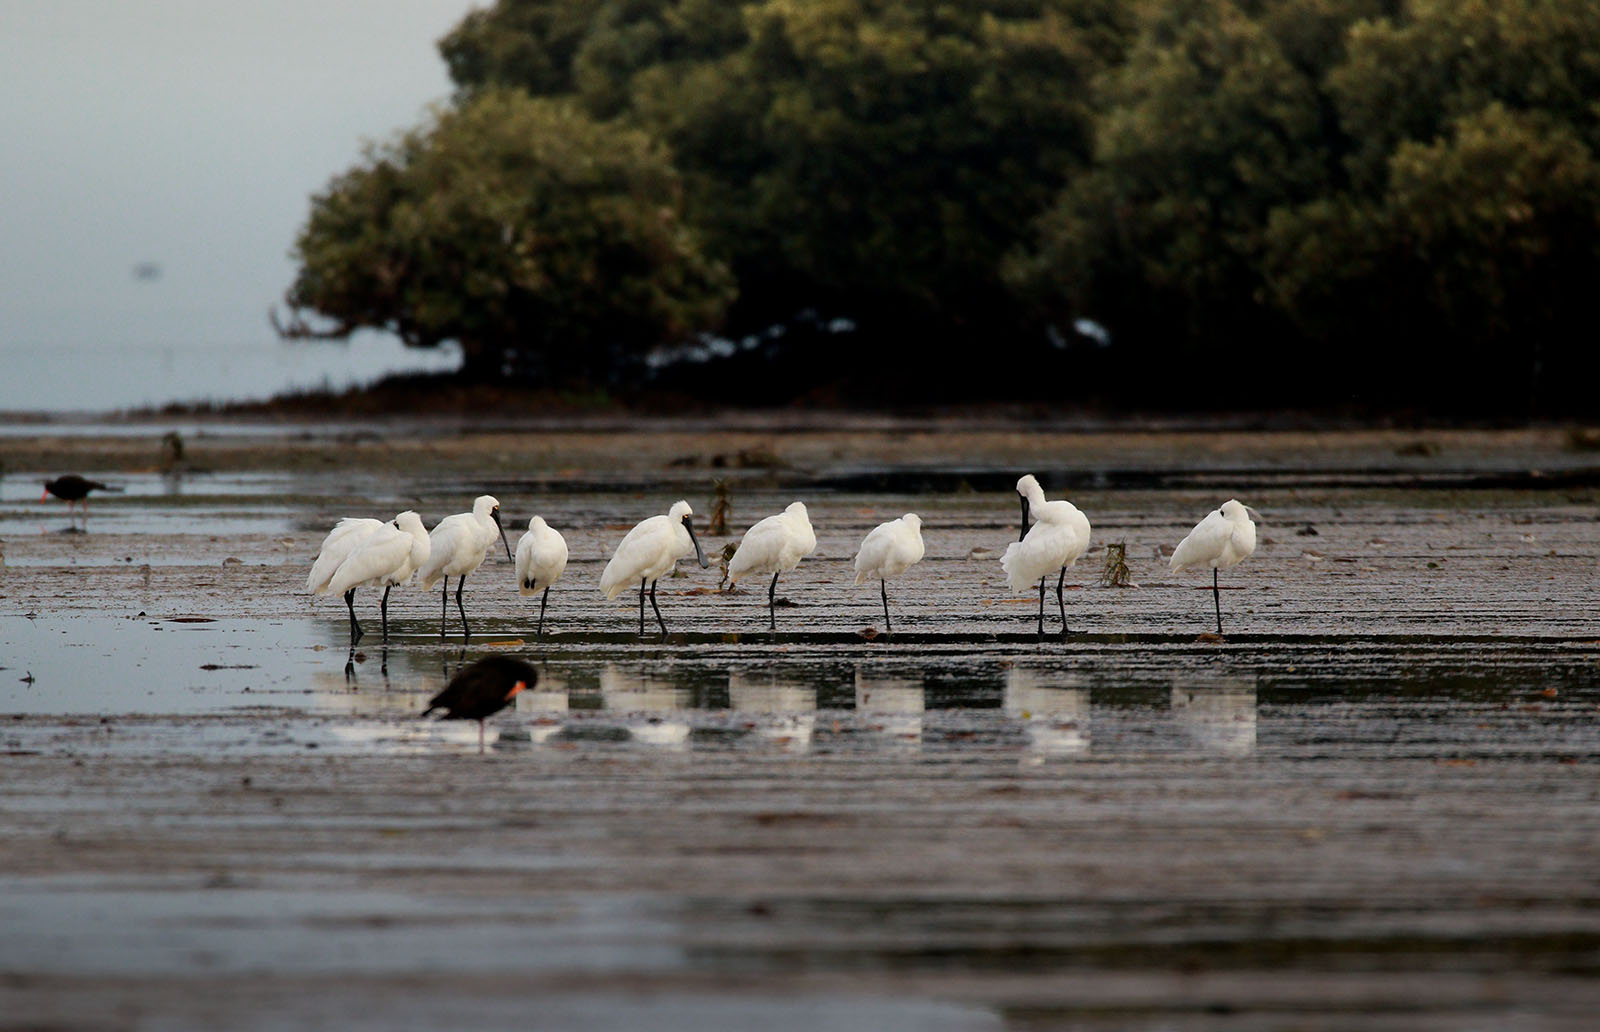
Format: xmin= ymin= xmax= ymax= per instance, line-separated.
xmin=728 ymin=671 xmax=817 ymax=752
xmin=1171 ymin=680 xmax=1257 ymax=756
xmin=510 ymin=666 xmax=569 ymax=745
xmin=344 ymin=646 xmax=392 ymax=687
xmin=1003 ymin=667 xmax=1090 ymax=759
xmin=598 ymin=663 xmax=692 ymax=749
xmin=854 ymin=667 xmax=924 ymax=751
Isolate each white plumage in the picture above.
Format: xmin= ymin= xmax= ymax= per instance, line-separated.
xmin=1000 ymin=475 xmax=1091 ymax=639
xmin=323 ymin=511 xmax=430 ymax=644
xmin=599 ymin=499 xmax=709 ymax=636
xmin=515 ymin=516 xmax=568 ymax=595
xmin=305 ymin=517 xmax=385 ymax=595
xmin=418 ymin=495 xmax=510 ymax=590
xmin=416 ymin=495 xmax=511 ymax=638
xmin=853 ymin=513 xmax=925 ymax=585
xmin=727 ymin=501 xmax=817 ymax=629
xmin=515 ymin=515 xmax=568 ymax=637
xmin=1170 ymin=499 xmax=1257 ymax=574
xmin=852 ymin=513 xmax=924 ymax=633
xmin=1170 ymin=499 xmax=1259 ymax=634
xmin=327 ymin=511 xmax=430 ymax=597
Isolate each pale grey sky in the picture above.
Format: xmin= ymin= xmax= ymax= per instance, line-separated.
xmin=0 ymin=1 xmax=482 ymax=408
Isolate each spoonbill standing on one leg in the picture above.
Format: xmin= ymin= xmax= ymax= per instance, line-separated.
xmin=515 ymin=515 xmax=568 ymax=638
xmin=727 ymin=501 xmax=817 ymax=630
xmin=1170 ymin=499 xmax=1259 ymax=635
xmin=853 ymin=513 xmax=924 ymax=635
xmin=417 ymin=496 xmax=512 ymax=640
xmin=599 ymin=500 xmax=709 ymax=638
xmin=323 ymin=511 xmax=430 ymax=644
xmin=1000 ymin=475 xmax=1091 ymax=641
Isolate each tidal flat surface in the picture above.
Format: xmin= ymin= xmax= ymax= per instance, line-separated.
xmin=1 ymin=423 xmax=1598 ymax=1030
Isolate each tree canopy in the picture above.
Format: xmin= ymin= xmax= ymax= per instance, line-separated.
xmin=281 ymin=0 xmax=1600 ymax=412
xmin=281 ymin=88 xmax=733 ymax=382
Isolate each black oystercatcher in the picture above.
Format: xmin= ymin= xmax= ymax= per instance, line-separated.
xmin=421 ymin=656 xmax=536 ymax=753
xmin=41 ymin=475 xmax=123 ymax=514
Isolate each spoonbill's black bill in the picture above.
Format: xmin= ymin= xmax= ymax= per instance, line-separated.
xmin=599 ymin=500 xmax=710 ymax=638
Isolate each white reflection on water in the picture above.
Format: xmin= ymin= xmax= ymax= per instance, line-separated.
xmin=728 ymin=671 xmax=817 ymax=752
xmin=854 ymin=667 xmax=924 ymax=751
xmin=513 ymin=666 xmax=569 ymax=744
xmin=599 ymin=663 xmax=692 ymax=750
xmin=1171 ymin=682 xmax=1257 ymax=757
xmin=1003 ymin=668 xmax=1090 ymax=759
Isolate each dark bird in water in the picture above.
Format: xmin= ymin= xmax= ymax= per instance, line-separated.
xmin=41 ymin=475 xmax=123 ymax=513
xmin=421 ymin=656 xmax=537 ymax=753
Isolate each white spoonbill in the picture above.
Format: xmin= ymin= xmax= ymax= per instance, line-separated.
xmin=1170 ymin=499 xmax=1260 ymax=634
xmin=727 ymin=501 xmax=817 ymax=630
xmin=324 ymin=511 xmax=430 ymax=644
xmin=1000 ymin=474 xmax=1091 ymax=641
xmin=306 ymin=516 xmax=386 ymax=595
xmin=599 ymin=500 xmax=709 ymax=637
xmin=852 ymin=513 xmax=924 ymax=634
xmin=515 ymin=515 xmax=568 ymax=638
xmin=417 ymin=495 xmax=512 ymax=639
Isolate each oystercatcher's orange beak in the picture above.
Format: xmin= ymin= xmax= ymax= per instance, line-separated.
xmin=505 ymin=680 xmax=528 ymax=701
xmin=40 ymin=489 xmax=49 ymax=502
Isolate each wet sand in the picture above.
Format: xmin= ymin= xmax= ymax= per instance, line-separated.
xmin=2 ymin=422 xmax=1598 ymax=1029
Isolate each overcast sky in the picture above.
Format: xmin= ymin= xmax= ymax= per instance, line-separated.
xmin=0 ymin=1 xmax=480 ymax=358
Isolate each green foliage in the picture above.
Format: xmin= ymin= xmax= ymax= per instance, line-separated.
xmin=286 ymin=0 xmax=1600 ymax=410
xmin=282 ymin=88 xmax=733 ymax=381
xmin=1009 ymin=0 xmax=1600 ymax=408
xmin=1008 ymin=0 xmax=1332 ymax=351
xmin=438 ymin=0 xmax=1125 ymax=347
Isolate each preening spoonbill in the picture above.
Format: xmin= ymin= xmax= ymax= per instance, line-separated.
xmin=727 ymin=501 xmax=817 ymax=630
xmin=417 ymin=495 xmax=512 ymax=639
xmin=515 ymin=515 xmax=568 ymax=638
xmin=323 ymin=511 xmax=430 ymax=644
xmin=422 ymin=655 xmax=537 ymax=754
xmin=1000 ymin=475 xmax=1091 ymax=640
xmin=1170 ymin=499 xmax=1259 ymax=634
xmin=306 ymin=516 xmax=386 ymax=595
xmin=852 ymin=513 xmax=924 ymax=634
xmin=42 ymin=475 xmax=122 ymax=514
xmin=599 ymin=500 xmax=709 ymax=637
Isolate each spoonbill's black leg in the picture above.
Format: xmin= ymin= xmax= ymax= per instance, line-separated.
xmin=1036 ymin=578 xmax=1046 ymax=641
xmin=1057 ymin=568 xmax=1069 ymax=641
xmin=380 ymin=585 xmax=391 ymax=643
xmin=344 ymin=588 xmax=363 ymax=646
xmin=455 ymin=575 xmax=471 ymax=640
xmin=649 ymin=579 xmax=668 ymax=638
xmin=538 ymin=587 xmax=550 ymax=639
xmin=440 ymin=578 xmax=449 ymax=639
xmin=880 ymin=579 xmax=892 ymax=635
xmin=1213 ymin=568 xmax=1223 ymax=635
xmin=768 ymin=572 xmax=780 ymax=631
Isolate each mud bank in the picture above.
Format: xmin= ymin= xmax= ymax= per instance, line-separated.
xmin=1 ymin=425 xmax=1598 ymax=1029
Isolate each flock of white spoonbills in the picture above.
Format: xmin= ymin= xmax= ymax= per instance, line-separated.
xmin=305 ymin=475 xmax=1259 ymax=645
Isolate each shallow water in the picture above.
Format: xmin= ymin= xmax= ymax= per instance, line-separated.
xmin=4 ymin=451 xmax=1600 ymax=1029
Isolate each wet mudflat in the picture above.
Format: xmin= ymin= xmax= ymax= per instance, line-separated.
xmin=1 ymin=423 xmax=1598 ymax=1029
